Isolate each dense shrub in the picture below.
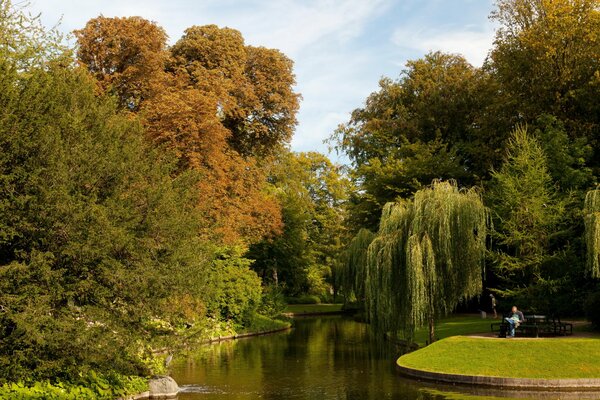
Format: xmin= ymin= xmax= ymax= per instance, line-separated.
xmin=206 ymin=247 xmax=263 ymax=324
xmin=0 ymin=372 xmax=147 ymax=400
xmin=0 ymin=31 xmax=208 ymax=383
xmin=258 ymin=285 xmax=287 ymax=317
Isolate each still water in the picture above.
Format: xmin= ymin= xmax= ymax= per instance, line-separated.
xmin=170 ymin=316 xmax=599 ymax=400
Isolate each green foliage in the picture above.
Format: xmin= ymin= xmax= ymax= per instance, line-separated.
xmin=0 ymin=372 xmax=147 ymax=400
xmin=248 ymin=151 xmax=348 ymax=297
xmin=206 ymin=247 xmax=262 ymax=325
xmin=490 ymin=0 xmax=600 ymax=146
xmin=535 ymin=115 xmax=595 ymax=192
xmin=0 ymin=3 xmax=211 ymax=382
xmin=339 ymin=228 xmax=376 ymax=302
xmin=584 ymin=188 xmax=600 ymax=278
xmin=238 ymin=313 xmax=290 ymax=335
xmin=0 ymin=0 xmax=68 ymax=69
xmin=330 ymin=52 xmax=493 ymax=231
xmin=257 ymin=285 xmax=287 ymax=318
xmin=364 ymin=180 xmax=488 ymax=341
xmin=487 ymin=127 xmax=567 ymax=306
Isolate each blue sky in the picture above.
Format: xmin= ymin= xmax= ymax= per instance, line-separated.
xmin=29 ymin=0 xmax=497 ymax=163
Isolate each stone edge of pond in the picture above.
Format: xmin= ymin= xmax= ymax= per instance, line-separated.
xmin=281 ymin=310 xmax=348 ymax=317
xmin=396 ymin=362 xmax=600 ymax=390
xmin=204 ymin=325 xmax=292 ymax=342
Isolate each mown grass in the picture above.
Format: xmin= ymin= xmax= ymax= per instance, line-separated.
xmin=407 ymin=315 xmax=492 ymax=346
xmin=284 ymin=303 xmax=344 ymax=314
xmin=398 ymin=336 xmax=600 ymax=379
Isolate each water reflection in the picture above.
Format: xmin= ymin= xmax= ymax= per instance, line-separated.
xmin=170 ymin=316 xmax=600 ymax=400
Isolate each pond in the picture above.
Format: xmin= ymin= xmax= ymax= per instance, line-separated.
xmin=170 ymin=316 xmax=600 ymax=400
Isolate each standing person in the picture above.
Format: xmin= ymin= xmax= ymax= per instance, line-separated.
xmin=504 ymin=306 xmax=525 ymax=338
xmin=490 ymin=294 xmax=497 ymax=319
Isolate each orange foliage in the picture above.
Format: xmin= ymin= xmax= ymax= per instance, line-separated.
xmin=74 ymin=16 xmax=169 ymax=111
xmin=75 ymin=17 xmax=294 ymax=245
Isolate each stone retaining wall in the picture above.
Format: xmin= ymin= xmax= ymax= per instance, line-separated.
xmin=396 ymin=363 xmax=600 ymax=390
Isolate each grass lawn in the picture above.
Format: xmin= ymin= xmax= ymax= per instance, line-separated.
xmin=407 ymin=315 xmax=492 ymax=346
xmin=284 ymin=303 xmax=344 ymax=314
xmin=398 ymin=336 xmax=600 ymax=379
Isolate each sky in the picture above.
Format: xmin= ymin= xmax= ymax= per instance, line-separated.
xmin=28 ymin=0 xmax=497 ymax=163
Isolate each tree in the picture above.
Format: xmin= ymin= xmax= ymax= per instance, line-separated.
xmin=486 ymin=126 xmax=566 ymax=308
xmin=490 ymin=0 xmax=600 ymax=165
xmin=141 ymin=79 xmax=283 ymax=244
xmin=170 ymin=25 xmax=300 ymax=158
xmin=363 ymin=181 xmax=488 ymax=343
xmin=584 ymin=188 xmax=600 ymax=278
xmin=75 ymin=18 xmax=301 ymax=245
xmin=0 ymin=59 xmax=211 ymax=381
xmin=331 ymin=52 xmax=491 ymax=232
xmin=339 ymin=228 xmax=376 ymax=302
xmin=248 ymin=152 xmax=348 ymax=297
xmin=74 ymin=16 xmax=169 ymax=111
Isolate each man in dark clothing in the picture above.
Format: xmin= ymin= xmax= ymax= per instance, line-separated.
xmin=504 ymin=306 xmax=525 ymax=337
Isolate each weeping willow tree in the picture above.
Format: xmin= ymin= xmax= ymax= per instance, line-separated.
xmin=339 ymin=228 xmax=376 ymax=302
xmin=365 ymin=180 xmax=488 ymax=343
xmin=584 ymin=188 xmax=600 ymax=279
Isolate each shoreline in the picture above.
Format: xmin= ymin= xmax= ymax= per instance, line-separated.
xmin=122 ymin=325 xmax=293 ymax=400
xmin=396 ymin=362 xmax=600 ymax=390
xmin=396 ymin=335 xmax=600 ymax=391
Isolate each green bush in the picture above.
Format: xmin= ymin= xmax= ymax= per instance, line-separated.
xmin=585 ymin=291 xmax=600 ymax=330
xmin=206 ymin=247 xmax=263 ymax=324
xmin=286 ymin=295 xmax=321 ymax=304
xmin=0 ymin=372 xmax=147 ymax=400
xmin=258 ymin=285 xmax=287 ymax=317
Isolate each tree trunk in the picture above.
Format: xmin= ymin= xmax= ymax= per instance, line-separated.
xmin=428 ymin=315 xmax=435 ymax=344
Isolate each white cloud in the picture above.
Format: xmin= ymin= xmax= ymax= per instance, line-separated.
xmin=26 ymin=1 xmax=496 ymax=164
xmin=391 ymin=25 xmax=496 ymax=67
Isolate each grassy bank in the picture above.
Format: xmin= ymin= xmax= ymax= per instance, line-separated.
xmin=407 ymin=315 xmax=491 ymax=346
xmin=284 ymin=304 xmax=344 ymax=315
xmin=398 ymin=336 xmax=600 ymax=379
xmin=237 ymin=314 xmax=291 ymax=335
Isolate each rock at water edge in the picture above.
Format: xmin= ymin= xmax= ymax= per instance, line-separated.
xmin=149 ymin=376 xmax=179 ymax=399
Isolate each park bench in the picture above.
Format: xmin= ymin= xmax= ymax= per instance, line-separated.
xmin=491 ymin=314 xmax=572 ymax=337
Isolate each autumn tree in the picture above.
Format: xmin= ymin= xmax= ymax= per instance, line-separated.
xmin=74 ymin=16 xmax=169 ymax=111
xmin=170 ymin=25 xmax=300 ymax=158
xmin=75 ymin=18 xmax=300 ymax=245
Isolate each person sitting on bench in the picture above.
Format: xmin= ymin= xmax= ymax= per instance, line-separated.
xmin=504 ymin=306 xmax=524 ymax=338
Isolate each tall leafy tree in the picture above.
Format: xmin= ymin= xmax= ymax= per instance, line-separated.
xmin=486 ymin=127 xmax=567 ymax=309
xmin=75 ymin=16 xmax=169 ymax=111
xmin=331 ymin=52 xmax=491 ymax=232
xmin=490 ymin=0 xmax=600 ymax=166
xmin=363 ymin=181 xmax=488 ymax=343
xmin=170 ymin=24 xmax=300 ymax=158
xmin=0 ymin=60 xmax=210 ymax=381
xmin=248 ymin=152 xmax=348 ymax=296
xmin=75 ymin=18 xmax=301 ymax=245
xmin=338 ymin=228 xmax=376 ymax=302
